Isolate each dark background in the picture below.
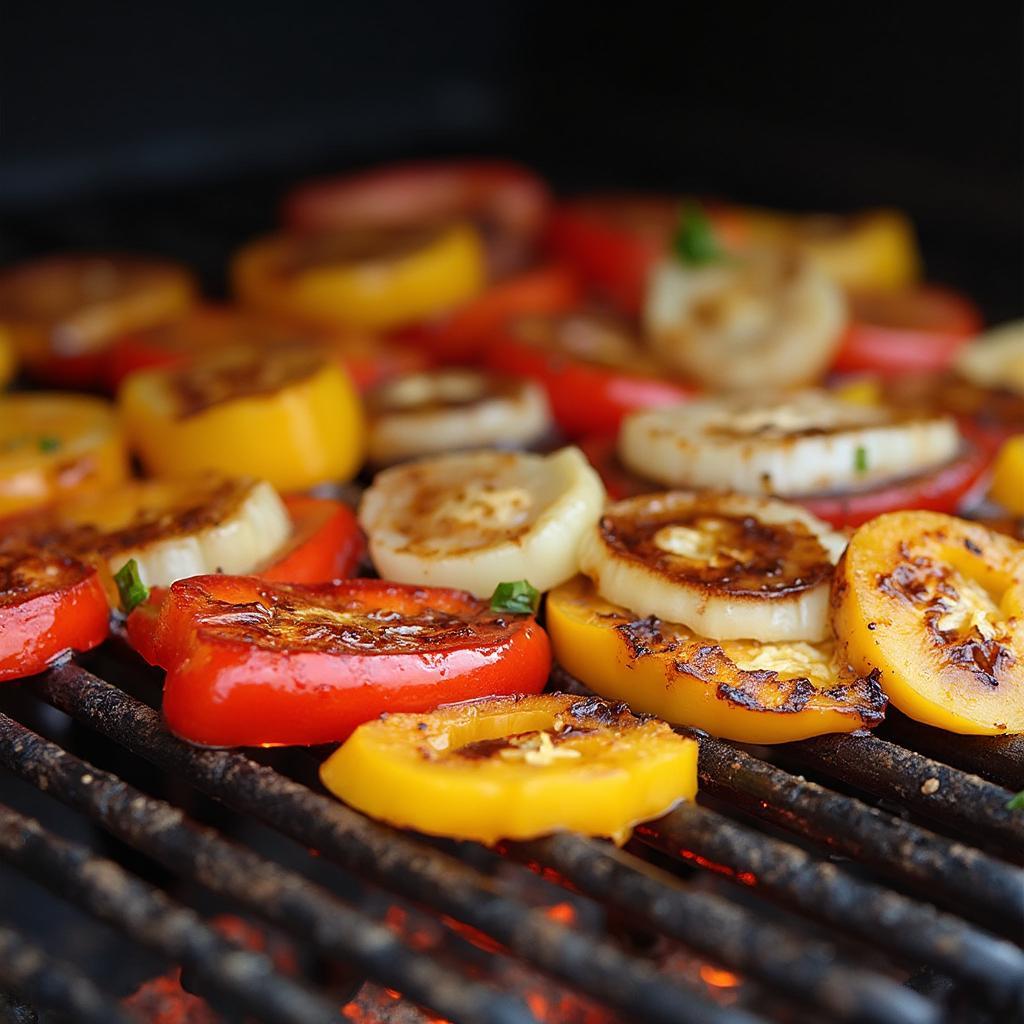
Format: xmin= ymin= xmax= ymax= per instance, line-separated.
xmin=2 ymin=3 xmax=1022 ymax=318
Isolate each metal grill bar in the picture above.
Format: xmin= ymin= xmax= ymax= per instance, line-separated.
xmin=782 ymin=732 xmax=1023 ymax=853
xmin=691 ymin=732 xmax=1024 ymax=934
xmin=0 ymin=926 xmax=131 ymax=1024
xmin=0 ymin=712 xmax=531 ymax=1024
xmin=0 ymin=993 xmax=36 ymax=1024
xmin=514 ymin=833 xmax=939 ymax=1024
xmin=0 ymin=804 xmax=343 ymax=1024
xmin=33 ymin=662 xmax=766 ymax=1024
xmin=638 ymin=803 xmax=1024 ymax=1011
xmin=881 ymin=714 xmax=1024 ymax=792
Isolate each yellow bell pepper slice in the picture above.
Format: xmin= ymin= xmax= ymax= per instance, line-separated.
xmin=232 ymin=223 xmax=485 ymax=330
xmin=118 ymin=345 xmax=364 ymax=491
xmin=320 ymin=692 xmax=697 ymax=844
xmin=832 ymin=511 xmax=1024 ymax=735
xmin=0 ymin=331 xmax=16 ymax=389
xmin=736 ymin=206 xmax=921 ymax=291
xmin=0 ymin=393 xmax=129 ymax=519
xmin=989 ymin=435 xmax=1024 ymax=515
xmin=547 ymin=575 xmax=885 ymax=743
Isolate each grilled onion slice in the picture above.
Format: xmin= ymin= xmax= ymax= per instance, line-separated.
xmin=41 ymin=476 xmax=291 ymax=589
xmin=579 ymin=492 xmax=845 ymax=642
xmin=359 ymin=446 xmax=605 ymax=597
xmin=619 ymin=389 xmax=960 ymax=498
xmin=548 ymin=575 xmax=885 ymax=743
xmin=365 ymin=369 xmax=551 ymax=465
xmin=643 ymin=248 xmax=845 ymax=391
xmin=954 ymin=320 xmax=1024 ymax=398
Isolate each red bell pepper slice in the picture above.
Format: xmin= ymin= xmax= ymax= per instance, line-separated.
xmin=0 ymin=548 xmax=110 ymax=681
xmin=134 ymin=575 xmax=551 ymax=747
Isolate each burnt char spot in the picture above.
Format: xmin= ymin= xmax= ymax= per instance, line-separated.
xmin=717 ymin=675 xmax=815 ymax=714
xmin=964 ymin=537 xmax=983 ymax=556
xmin=599 ymin=497 xmax=833 ymax=598
xmin=615 ymin=616 xmax=679 ymax=660
xmin=0 ymin=545 xmax=92 ymax=607
xmin=824 ymin=668 xmax=888 ymax=725
xmin=945 ymin=638 xmax=1016 ymax=688
xmin=567 ymin=694 xmax=640 ymax=726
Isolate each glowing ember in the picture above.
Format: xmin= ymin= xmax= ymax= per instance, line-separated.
xmin=700 ymin=965 xmax=742 ymax=989
xmin=543 ymin=901 xmax=577 ymax=925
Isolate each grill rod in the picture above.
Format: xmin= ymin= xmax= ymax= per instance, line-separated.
xmin=33 ymin=662 xmax=765 ymax=1024
xmin=691 ymin=732 xmax=1024 ymax=935
xmin=0 ymin=713 xmax=532 ymax=1024
xmin=0 ymin=803 xmax=346 ymax=1024
xmin=0 ymin=925 xmax=133 ymax=1024
xmin=638 ymin=803 xmax=1024 ymax=1012
xmin=881 ymin=713 xmax=1024 ymax=792
xmin=513 ymin=833 xmax=939 ymax=1024
xmin=781 ymin=732 xmax=1023 ymax=854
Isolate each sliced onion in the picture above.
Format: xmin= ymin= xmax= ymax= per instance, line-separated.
xmin=619 ymin=389 xmax=960 ymax=497
xmin=954 ymin=320 xmax=1024 ymax=397
xmin=366 ymin=369 xmax=551 ymax=465
xmin=359 ymin=446 xmax=606 ymax=597
xmin=579 ymin=491 xmax=844 ymax=642
xmin=54 ymin=476 xmax=291 ymax=588
xmin=643 ymin=248 xmax=846 ymax=391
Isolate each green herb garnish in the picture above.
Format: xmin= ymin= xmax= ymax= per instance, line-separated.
xmin=854 ymin=445 xmax=869 ymax=473
xmin=1007 ymin=791 xmax=1024 ymax=811
xmin=37 ymin=436 xmax=61 ymax=453
xmin=114 ymin=559 xmax=149 ymax=614
xmin=672 ymin=203 xmax=729 ymax=267
xmin=490 ymin=579 xmax=541 ymax=615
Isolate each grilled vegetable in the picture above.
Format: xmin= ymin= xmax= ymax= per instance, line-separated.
xmin=365 ymin=369 xmax=551 ymax=465
xmin=644 ymin=247 xmax=846 ymax=391
xmin=833 ymin=287 xmax=982 ymax=376
xmin=258 ymin=494 xmax=363 ymax=583
xmin=548 ymin=575 xmax=885 ymax=743
xmin=0 ymin=393 xmax=129 ymax=518
xmin=727 ymin=206 xmax=921 ymax=291
xmin=955 ymin=320 xmax=1024 ymax=398
xmin=485 ymin=310 xmax=696 ymax=438
xmin=359 ymin=447 xmax=605 ymax=597
xmin=619 ymin=390 xmax=961 ymax=498
xmin=396 ymin=263 xmax=580 ymax=363
xmin=989 ymin=436 xmax=1024 ymax=515
xmin=282 ymin=160 xmax=551 ymax=278
xmin=108 ymin=304 xmax=429 ymax=393
xmin=320 ymin=692 xmax=697 ymax=844
xmin=132 ymin=575 xmax=550 ymax=747
xmin=0 ymin=545 xmax=110 ymax=681
xmin=36 ymin=476 xmax=292 ymax=592
xmin=832 ymin=511 xmax=1023 ymax=734
xmin=232 ymin=225 xmax=485 ymax=331
xmin=0 ymin=254 xmax=196 ymax=387
xmin=118 ymin=344 xmax=364 ymax=490
xmin=579 ymin=492 xmax=845 ymax=642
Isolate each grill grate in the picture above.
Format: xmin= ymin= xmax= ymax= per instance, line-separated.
xmin=1 ymin=655 xmax=1021 ymax=1024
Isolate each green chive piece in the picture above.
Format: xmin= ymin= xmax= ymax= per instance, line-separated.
xmin=854 ymin=445 xmax=869 ymax=473
xmin=37 ymin=436 xmax=61 ymax=453
xmin=490 ymin=579 xmax=541 ymax=615
xmin=1007 ymin=791 xmax=1024 ymax=811
xmin=114 ymin=559 xmax=149 ymax=614
xmin=672 ymin=203 xmax=729 ymax=267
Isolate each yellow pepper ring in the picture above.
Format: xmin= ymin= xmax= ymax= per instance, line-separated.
xmin=547 ymin=575 xmax=885 ymax=743
xmin=832 ymin=511 xmax=1024 ymax=735
xmin=233 ymin=223 xmax=486 ymax=331
xmin=0 ymin=393 xmax=129 ymax=519
xmin=117 ymin=344 xmax=364 ymax=491
xmin=320 ymin=692 xmax=698 ymax=845
xmin=739 ymin=207 xmax=921 ymax=292
xmin=989 ymin=436 xmax=1024 ymax=515
xmin=0 ymin=330 xmax=16 ymax=389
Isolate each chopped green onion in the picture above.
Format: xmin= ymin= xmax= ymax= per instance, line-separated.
xmin=37 ymin=435 xmax=61 ymax=453
xmin=490 ymin=579 xmax=541 ymax=615
xmin=854 ymin=445 xmax=869 ymax=473
xmin=672 ymin=203 xmax=729 ymax=267
xmin=114 ymin=559 xmax=149 ymax=614
xmin=1007 ymin=790 xmax=1024 ymax=811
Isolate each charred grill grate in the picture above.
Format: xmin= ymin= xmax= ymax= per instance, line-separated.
xmin=0 ymin=655 xmax=1021 ymax=1024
